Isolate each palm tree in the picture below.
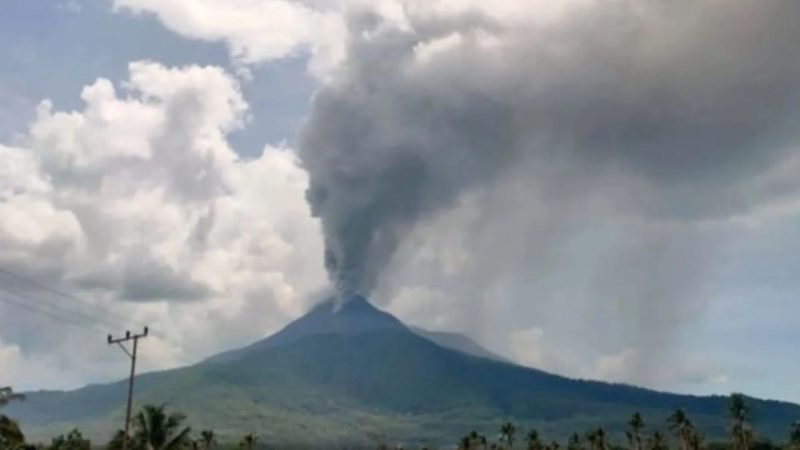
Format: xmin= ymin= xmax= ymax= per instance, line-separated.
xmin=0 ymin=388 xmax=24 ymax=409
xmin=586 ymin=428 xmax=609 ymax=450
xmin=647 ymin=431 xmax=668 ymax=450
xmin=686 ymin=427 xmax=703 ymax=450
xmin=567 ymin=433 xmax=582 ymax=450
xmin=667 ymin=409 xmax=692 ymax=450
xmin=49 ymin=428 xmax=91 ymax=450
xmin=0 ymin=415 xmax=25 ymax=449
xmin=470 ymin=431 xmax=484 ymax=450
xmin=106 ymin=430 xmax=127 ymax=450
xmin=501 ymin=423 xmax=516 ymax=450
xmin=526 ymin=430 xmax=542 ymax=450
xmin=729 ymin=393 xmax=753 ymax=450
xmin=586 ymin=430 xmax=598 ymax=450
xmin=199 ymin=430 xmax=216 ymax=450
xmin=239 ymin=434 xmax=257 ymax=450
xmin=626 ymin=413 xmax=645 ymax=450
xmin=132 ymin=405 xmax=191 ymax=450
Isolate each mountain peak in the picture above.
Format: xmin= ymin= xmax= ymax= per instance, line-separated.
xmin=310 ymin=293 xmax=372 ymax=314
xmin=207 ymin=295 xmax=407 ymax=363
xmin=293 ymin=294 xmax=406 ymax=336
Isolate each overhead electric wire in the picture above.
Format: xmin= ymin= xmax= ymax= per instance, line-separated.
xmin=0 ymin=283 xmax=118 ymax=332
xmin=0 ymin=294 xmax=104 ymax=334
xmin=0 ymin=267 xmax=151 ymax=331
xmin=0 ymin=267 xmax=173 ymax=342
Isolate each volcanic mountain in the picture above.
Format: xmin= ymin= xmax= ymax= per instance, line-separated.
xmin=7 ymin=296 xmax=800 ymax=447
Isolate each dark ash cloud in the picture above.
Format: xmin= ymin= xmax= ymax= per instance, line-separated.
xmin=297 ymin=0 xmax=800 ymax=298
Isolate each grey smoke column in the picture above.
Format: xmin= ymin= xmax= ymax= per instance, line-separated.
xmin=298 ymin=0 xmax=800 ymax=298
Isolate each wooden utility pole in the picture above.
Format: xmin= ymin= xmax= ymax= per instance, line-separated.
xmin=108 ymin=327 xmax=148 ymax=450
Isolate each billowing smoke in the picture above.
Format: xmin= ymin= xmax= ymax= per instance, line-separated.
xmin=298 ymin=0 xmax=800 ymax=299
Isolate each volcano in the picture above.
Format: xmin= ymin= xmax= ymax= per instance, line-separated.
xmin=7 ymin=296 xmax=800 ymax=447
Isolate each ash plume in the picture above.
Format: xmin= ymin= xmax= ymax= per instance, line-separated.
xmin=297 ymin=0 xmax=800 ymax=300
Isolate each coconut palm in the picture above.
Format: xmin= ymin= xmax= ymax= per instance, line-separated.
xmin=729 ymin=394 xmax=753 ymax=450
xmin=567 ymin=433 xmax=582 ymax=450
xmin=667 ymin=409 xmax=693 ymax=450
xmin=647 ymin=431 xmax=668 ymax=450
xmin=586 ymin=431 xmax=598 ymax=450
xmin=239 ymin=434 xmax=257 ymax=450
xmin=686 ymin=428 xmax=703 ymax=450
xmin=627 ymin=413 xmax=645 ymax=450
xmin=525 ymin=430 xmax=543 ymax=450
xmin=132 ymin=405 xmax=191 ymax=450
xmin=198 ymin=430 xmax=216 ymax=450
xmin=106 ymin=430 xmax=127 ymax=450
xmin=501 ymin=423 xmax=516 ymax=449
xmin=586 ymin=428 xmax=610 ymax=450
xmin=0 ymin=388 xmax=23 ymax=409
xmin=467 ymin=431 xmax=482 ymax=450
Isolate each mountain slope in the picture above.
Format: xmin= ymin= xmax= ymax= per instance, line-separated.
xmin=8 ymin=297 xmax=800 ymax=447
xmin=410 ymin=326 xmax=510 ymax=363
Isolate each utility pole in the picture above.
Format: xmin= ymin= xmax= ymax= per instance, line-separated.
xmin=108 ymin=327 xmax=148 ymax=450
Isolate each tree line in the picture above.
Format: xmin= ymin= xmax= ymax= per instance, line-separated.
xmin=447 ymin=394 xmax=798 ymax=450
xmin=2 ymin=387 xmax=800 ymax=450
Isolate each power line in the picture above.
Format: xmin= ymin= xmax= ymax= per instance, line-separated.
xmin=0 ymin=267 xmax=152 ymax=332
xmin=0 ymin=294 xmax=104 ymax=334
xmin=0 ymin=284 xmax=118 ymax=332
xmin=0 ymin=268 xmax=176 ymax=345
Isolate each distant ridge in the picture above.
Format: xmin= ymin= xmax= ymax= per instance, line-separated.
xmin=410 ymin=326 xmax=510 ymax=363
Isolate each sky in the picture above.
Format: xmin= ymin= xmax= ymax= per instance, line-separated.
xmin=1 ymin=0 xmax=800 ymax=404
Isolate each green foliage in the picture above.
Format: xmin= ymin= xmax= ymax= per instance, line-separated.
xmin=0 ymin=415 xmax=26 ymax=450
xmin=501 ymin=423 xmax=516 ymax=449
xmin=198 ymin=430 xmax=216 ymax=450
xmin=525 ymin=429 xmax=542 ymax=450
xmin=105 ymin=430 xmax=125 ymax=450
xmin=132 ymin=405 xmax=192 ymax=450
xmin=567 ymin=433 xmax=583 ymax=450
xmin=730 ymin=394 xmax=754 ymax=450
xmin=626 ymin=413 xmax=645 ymax=450
xmin=48 ymin=429 xmax=90 ymax=450
xmin=238 ymin=434 xmax=257 ymax=450
xmin=647 ymin=431 xmax=668 ymax=450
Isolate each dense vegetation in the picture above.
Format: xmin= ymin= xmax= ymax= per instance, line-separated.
xmin=2 ymin=385 xmax=799 ymax=450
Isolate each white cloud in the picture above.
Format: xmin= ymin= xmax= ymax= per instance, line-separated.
xmin=107 ymin=0 xmax=596 ymax=76
xmin=0 ymin=61 xmax=326 ymax=390
xmin=111 ymin=0 xmax=345 ymax=73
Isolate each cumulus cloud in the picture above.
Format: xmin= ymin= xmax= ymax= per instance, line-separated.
xmin=0 ymin=61 xmax=326 ymax=390
xmin=110 ymin=0 xmax=345 ymax=74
